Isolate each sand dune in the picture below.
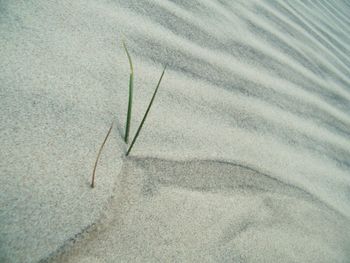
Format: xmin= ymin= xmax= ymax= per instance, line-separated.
xmin=49 ymin=158 xmax=350 ymax=262
xmin=1 ymin=0 xmax=350 ymax=262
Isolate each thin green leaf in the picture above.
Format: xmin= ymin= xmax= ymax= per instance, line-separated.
xmin=123 ymin=41 xmax=133 ymax=144
xmin=126 ymin=65 xmax=167 ymax=156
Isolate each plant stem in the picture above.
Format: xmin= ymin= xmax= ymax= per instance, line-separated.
xmin=123 ymin=41 xmax=133 ymax=144
xmin=126 ymin=65 xmax=167 ymax=156
xmin=91 ymin=122 xmax=114 ymax=188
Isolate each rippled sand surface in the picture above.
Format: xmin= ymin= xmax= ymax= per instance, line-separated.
xmin=1 ymin=0 xmax=350 ymax=262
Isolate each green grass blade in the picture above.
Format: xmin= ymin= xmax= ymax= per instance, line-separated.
xmin=123 ymin=41 xmax=133 ymax=144
xmin=125 ymin=73 xmax=133 ymax=143
xmin=91 ymin=122 xmax=114 ymax=188
xmin=126 ymin=65 xmax=167 ymax=156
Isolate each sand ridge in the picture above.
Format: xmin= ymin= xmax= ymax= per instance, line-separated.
xmin=47 ymin=157 xmax=350 ymax=263
xmin=1 ymin=0 xmax=350 ymax=262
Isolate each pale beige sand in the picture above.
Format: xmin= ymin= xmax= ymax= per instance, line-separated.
xmin=1 ymin=0 xmax=350 ymax=262
xmin=49 ymin=158 xmax=350 ymax=262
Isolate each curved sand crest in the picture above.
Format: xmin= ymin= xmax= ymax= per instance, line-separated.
xmin=1 ymin=0 xmax=350 ymax=262
xmin=48 ymin=158 xmax=350 ymax=263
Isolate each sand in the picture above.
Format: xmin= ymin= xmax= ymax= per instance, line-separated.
xmin=48 ymin=158 xmax=350 ymax=262
xmin=1 ymin=0 xmax=350 ymax=262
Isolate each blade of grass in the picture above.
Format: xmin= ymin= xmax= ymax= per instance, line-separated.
xmin=91 ymin=122 xmax=114 ymax=188
xmin=123 ymin=41 xmax=133 ymax=144
xmin=126 ymin=65 xmax=167 ymax=156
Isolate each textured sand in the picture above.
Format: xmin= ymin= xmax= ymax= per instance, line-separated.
xmin=49 ymin=158 xmax=350 ymax=262
xmin=1 ymin=0 xmax=350 ymax=262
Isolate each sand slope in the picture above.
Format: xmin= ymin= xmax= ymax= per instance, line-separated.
xmin=1 ymin=0 xmax=350 ymax=262
xmin=49 ymin=158 xmax=350 ymax=262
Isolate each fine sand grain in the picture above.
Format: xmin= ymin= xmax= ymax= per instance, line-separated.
xmin=49 ymin=158 xmax=350 ymax=262
xmin=1 ymin=0 xmax=350 ymax=262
